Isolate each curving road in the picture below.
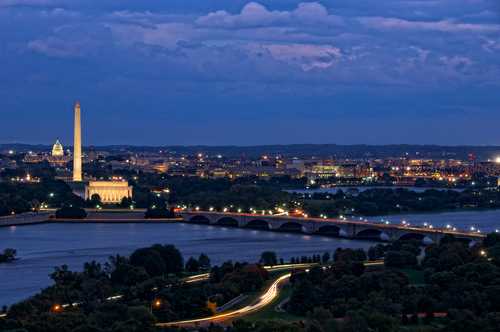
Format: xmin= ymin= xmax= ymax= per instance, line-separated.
xmin=156 ymin=273 xmax=291 ymax=328
xmin=155 ymin=261 xmax=383 ymax=328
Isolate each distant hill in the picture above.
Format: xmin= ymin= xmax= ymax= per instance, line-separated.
xmin=1 ymin=143 xmax=500 ymax=160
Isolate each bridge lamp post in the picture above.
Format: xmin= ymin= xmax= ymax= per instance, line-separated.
xmin=209 ymin=207 xmax=214 ymax=212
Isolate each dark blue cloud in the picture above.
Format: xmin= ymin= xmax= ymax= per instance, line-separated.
xmin=0 ymin=1 xmax=499 ymax=145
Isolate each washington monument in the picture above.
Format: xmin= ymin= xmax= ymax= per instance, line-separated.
xmin=73 ymin=101 xmax=82 ymax=182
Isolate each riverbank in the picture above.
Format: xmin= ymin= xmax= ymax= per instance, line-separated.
xmin=0 ymin=211 xmax=180 ymax=227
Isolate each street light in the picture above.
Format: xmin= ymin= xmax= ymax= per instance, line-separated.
xmin=51 ymin=304 xmax=62 ymax=313
xmin=151 ymin=299 xmax=162 ymax=313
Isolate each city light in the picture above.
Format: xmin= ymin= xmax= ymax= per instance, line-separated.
xmin=153 ymin=299 xmax=162 ymax=308
xmin=51 ymin=304 xmax=62 ymax=313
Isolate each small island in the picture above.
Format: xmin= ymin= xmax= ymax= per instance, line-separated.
xmin=0 ymin=249 xmax=17 ymax=264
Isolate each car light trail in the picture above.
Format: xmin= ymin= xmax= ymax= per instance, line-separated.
xmin=156 ymin=273 xmax=291 ymax=327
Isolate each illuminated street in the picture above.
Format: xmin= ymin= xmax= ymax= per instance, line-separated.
xmin=156 ymin=273 xmax=292 ymax=328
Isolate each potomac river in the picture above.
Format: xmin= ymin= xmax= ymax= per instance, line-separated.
xmin=1 ymin=209 xmax=500 ymax=307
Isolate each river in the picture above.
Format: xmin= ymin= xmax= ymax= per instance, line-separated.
xmin=1 ymin=208 xmax=499 ymax=307
xmin=0 ymin=223 xmax=371 ymax=307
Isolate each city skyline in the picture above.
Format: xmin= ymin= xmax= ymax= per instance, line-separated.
xmin=0 ymin=1 xmax=499 ymax=146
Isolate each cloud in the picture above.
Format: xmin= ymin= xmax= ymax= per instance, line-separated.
xmin=3 ymin=0 xmax=500 ymax=96
xmin=358 ymin=16 xmax=500 ymax=33
xmin=196 ymin=2 xmax=343 ymax=29
xmin=0 ymin=0 xmax=61 ymax=7
xmin=246 ymin=43 xmax=342 ymax=71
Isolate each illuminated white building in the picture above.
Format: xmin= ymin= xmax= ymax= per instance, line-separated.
xmin=85 ymin=181 xmax=133 ymax=204
xmin=52 ymin=140 xmax=64 ymax=157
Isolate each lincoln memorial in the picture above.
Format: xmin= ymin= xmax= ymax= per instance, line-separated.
xmin=85 ymin=181 xmax=133 ymax=204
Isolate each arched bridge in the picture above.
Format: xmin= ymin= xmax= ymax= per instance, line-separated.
xmin=179 ymin=211 xmax=485 ymax=244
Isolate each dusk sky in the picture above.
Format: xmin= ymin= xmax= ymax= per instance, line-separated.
xmin=1 ymin=0 xmax=499 ymax=146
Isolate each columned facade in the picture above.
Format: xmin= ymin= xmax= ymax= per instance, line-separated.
xmin=85 ymin=181 xmax=133 ymax=204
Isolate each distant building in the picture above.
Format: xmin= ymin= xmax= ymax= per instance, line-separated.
xmin=85 ymin=181 xmax=133 ymax=204
xmin=52 ymin=140 xmax=64 ymax=157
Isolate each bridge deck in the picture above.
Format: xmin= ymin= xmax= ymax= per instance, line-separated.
xmin=181 ymin=211 xmax=485 ymax=240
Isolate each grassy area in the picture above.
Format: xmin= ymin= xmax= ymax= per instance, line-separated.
xmin=398 ymin=268 xmax=426 ymax=285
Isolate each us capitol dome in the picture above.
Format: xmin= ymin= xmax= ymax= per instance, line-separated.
xmin=51 ymin=140 xmax=64 ymax=157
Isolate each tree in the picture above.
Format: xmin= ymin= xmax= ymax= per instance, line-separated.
xmin=90 ymin=194 xmax=102 ymax=207
xmin=322 ymin=252 xmax=331 ymax=264
xmin=144 ymin=207 xmax=175 ymax=219
xmin=198 ymin=253 xmax=211 ymax=270
xmin=186 ymin=257 xmax=200 ymax=272
xmin=55 ymin=206 xmax=87 ymax=219
xmin=0 ymin=248 xmax=17 ymax=263
xmin=129 ymin=248 xmax=167 ymax=277
xmin=150 ymin=244 xmax=184 ymax=274
xmin=484 ymin=233 xmax=500 ymax=248
xmin=260 ymin=251 xmax=278 ymax=266
xmin=384 ymin=251 xmax=417 ymax=268
xmin=120 ymin=196 xmax=134 ymax=208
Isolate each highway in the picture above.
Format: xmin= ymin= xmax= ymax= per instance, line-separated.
xmin=156 ymin=261 xmax=383 ymax=328
xmin=0 ymin=263 xmax=315 ymax=320
xmin=0 ymin=262 xmax=381 ymax=322
xmin=156 ymin=273 xmax=292 ymax=328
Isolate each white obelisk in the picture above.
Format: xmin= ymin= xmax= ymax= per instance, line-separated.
xmin=73 ymin=101 xmax=82 ymax=182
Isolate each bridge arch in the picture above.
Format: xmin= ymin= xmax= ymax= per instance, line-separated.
xmin=277 ymin=222 xmax=304 ymax=233
xmin=216 ymin=217 xmax=239 ymax=227
xmin=399 ymin=232 xmax=425 ymax=242
xmin=356 ymin=228 xmax=383 ymax=240
xmin=189 ymin=215 xmax=211 ymax=224
xmin=316 ymin=225 xmax=341 ymax=237
xmin=245 ymin=219 xmax=270 ymax=230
